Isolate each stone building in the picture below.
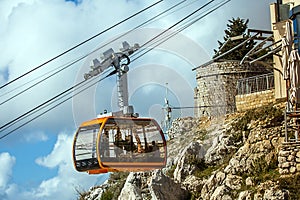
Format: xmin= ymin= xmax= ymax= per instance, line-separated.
xmin=194 ymin=60 xmax=270 ymax=118
xmin=193 ymin=1 xmax=300 ymax=119
xmin=270 ymin=0 xmax=300 ymax=100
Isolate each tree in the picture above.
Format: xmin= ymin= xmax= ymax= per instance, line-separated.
xmin=213 ymin=17 xmax=256 ymax=60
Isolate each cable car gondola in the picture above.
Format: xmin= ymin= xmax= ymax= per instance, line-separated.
xmin=72 ymin=114 xmax=167 ymax=174
xmin=72 ymin=42 xmax=167 ymax=174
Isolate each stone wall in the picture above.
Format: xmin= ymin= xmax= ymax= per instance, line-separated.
xmin=194 ymin=60 xmax=270 ymax=118
xmin=278 ymin=143 xmax=300 ymax=175
xmin=235 ymin=89 xmax=276 ymax=112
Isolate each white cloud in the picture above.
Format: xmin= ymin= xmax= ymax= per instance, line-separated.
xmin=0 ymin=152 xmax=16 ymax=199
xmin=30 ymin=131 xmax=107 ymax=200
xmin=0 ymin=132 xmax=107 ymax=200
xmin=24 ymin=131 xmax=48 ymax=142
xmin=0 ymin=0 xmax=33 ymax=24
xmin=35 ymin=133 xmax=70 ymax=168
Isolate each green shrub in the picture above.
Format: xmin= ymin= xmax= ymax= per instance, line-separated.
xmin=195 ymin=129 xmax=208 ymax=141
xmin=194 ymin=165 xmax=217 ymax=179
xmin=166 ymin=165 xmax=176 ymax=178
xmin=101 ymin=190 xmax=114 ymax=200
xmin=108 ymin=172 xmax=129 ymax=183
xmin=278 ymin=173 xmax=300 ymax=200
xmin=99 ymin=172 xmax=129 ymax=200
xmin=229 ymin=104 xmax=283 ymax=144
xmin=75 ymin=187 xmax=90 ymax=200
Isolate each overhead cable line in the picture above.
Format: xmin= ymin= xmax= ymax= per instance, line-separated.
xmin=145 ymin=0 xmax=200 ymax=24
xmin=0 ymin=58 xmax=83 ymax=106
xmin=171 ymin=105 xmax=232 ymax=109
xmin=0 ymin=0 xmax=198 ymax=132
xmin=0 ymin=71 xmax=116 ymax=140
xmin=0 ymin=0 xmax=163 ymax=90
xmin=0 ymin=44 xmax=114 ymax=106
xmin=1 ymin=61 xmax=117 ymax=132
xmin=0 ymin=59 xmax=75 ymax=99
xmin=137 ymin=0 xmax=215 ymax=50
xmin=0 ymin=78 xmax=84 ymax=131
xmin=0 ymin=69 xmax=114 ymax=134
xmin=0 ymin=0 xmax=189 ymax=106
xmin=0 ymin=0 xmax=231 ymax=138
xmin=131 ymin=0 xmax=231 ymax=62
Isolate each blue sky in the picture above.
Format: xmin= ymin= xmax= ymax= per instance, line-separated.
xmin=0 ymin=0 xmax=274 ymax=199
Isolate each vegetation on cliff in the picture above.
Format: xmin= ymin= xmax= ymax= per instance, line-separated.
xmin=78 ymin=102 xmax=300 ymax=199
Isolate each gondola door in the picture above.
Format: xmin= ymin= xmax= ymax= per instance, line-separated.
xmin=73 ymin=121 xmax=103 ymax=172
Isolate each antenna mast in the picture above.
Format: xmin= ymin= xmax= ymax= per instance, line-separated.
xmin=163 ymin=83 xmax=172 ymax=131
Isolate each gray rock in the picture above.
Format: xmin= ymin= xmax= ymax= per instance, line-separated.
xmin=253 ymin=193 xmax=263 ymax=200
xmin=245 ymin=177 xmax=254 ymax=186
xmin=84 ymin=187 xmax=103 ymax=200
xmin=278 ymin=156 xmax=286 ymax=163
xmin=224 ymin=174 xmax=243 ymax=190
xmin=182 ymin=175 xmax=203 ymax=193
xmin=289 ymin=166 xmax=296 ymax=174
xmin=215 ymin=171 xmax=226 ymax=184
xmin=173 ymin=141 xmax=205 ymax=183
xmin=118 ymin=173 xmax=143 ymax=200
xmin=263 ymin=187 xmax=289 ymax=200
xmin=279 ymin=168 xmax=289 ymax=175
xmin=279 ymin=151 xmax=290 ymax=157
xmin=210 ymin=185 xmax=232 ymax=200
xmin=281 ymin=162 xmax=290 ymax=168
xmin=287 ymin=155 xmax=295 ymax=162
xmin=238 ymin=190 xmax=252 ymax=200
xmin=149 ymin=170 xmax=189 ymax=200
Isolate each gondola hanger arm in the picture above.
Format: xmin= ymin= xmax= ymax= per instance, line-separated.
xmin=83 ymin=41 xmax=139 ymax=80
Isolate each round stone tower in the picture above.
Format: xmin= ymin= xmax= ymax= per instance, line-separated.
xmin=194 ymin=60 xmax=271 ymax=118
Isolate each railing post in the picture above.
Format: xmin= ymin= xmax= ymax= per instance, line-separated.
xmin=256 ymin=77 xmax=258 ymax=92
xmin=285 ymin=110 xmax=288 ymax=142
xmin=266 ymin=74 xmax=269 ymax=90
xmin=242 ymin=81 xmax=244 ymax=95
xmin=237 ymin=81 xmax=240 ymax=95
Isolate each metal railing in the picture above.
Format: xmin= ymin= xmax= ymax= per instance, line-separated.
xmin=236 ymin=73 xmax=274 ymax=95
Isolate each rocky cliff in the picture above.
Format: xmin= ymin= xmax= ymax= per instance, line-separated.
xmin=79 ymin=102 xmax=300 ymax=200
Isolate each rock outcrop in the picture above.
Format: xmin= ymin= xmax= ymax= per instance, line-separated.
xmin=173 ymin=141 xmax=206 ymax=183
xmin=118 ymin=170 xmax=189 ymax=200
xmin=81 ymin=103 xmax=300 ymax=200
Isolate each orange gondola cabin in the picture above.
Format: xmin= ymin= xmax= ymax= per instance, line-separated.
xmin=72 ymin=114 xmax=167 ymax=174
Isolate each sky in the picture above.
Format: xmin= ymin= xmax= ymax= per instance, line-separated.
xmin=0 ymin=0 xmax=275 ymax=199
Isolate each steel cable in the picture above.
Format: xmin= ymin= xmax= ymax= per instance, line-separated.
xmin=0 ymin=0 xmax=231 ymax=139
xmin=0 ymin=0 xmax=189 ymax=106
xmin=0 ymin=0 xmax=163 ymax=90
